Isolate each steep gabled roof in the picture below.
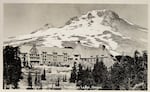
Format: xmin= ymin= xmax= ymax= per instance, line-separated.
xmin=71 ymin=43 xmax=116 ymax=68
xmin=30 ymin=44 xmax=39 ymax=54
xmin=72 ymin=43 xmax=108 ymax=58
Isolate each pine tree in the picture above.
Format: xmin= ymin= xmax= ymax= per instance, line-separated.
xmin=77 ymin=63 xmax=83 ymax=81
xmin=41 ymin=69 xmax=46 ymax=80
xmin=85 ymin=69 xmax=95 ymax=89
xmin=56 ymin=77 xmax=60 ymax=86
xmin=142 ymin=50 xmax=147 ymax=90
xmin=34 ymin=72 xmax=38 ymax=86
xmin=132 ymin=50 xmax=147 ymax=90
xmin=38 ymin=75 xmax=42 ymax=89
xmin=109 ymin=51 xmax=147 ymax=90
xmin=70 ymin=62 xmax=77 ymax=83
xmin=27 ymin=71 xmax=32 ymax=89
xmin=111 ymin=55 xmax=134 ymax=90
xmin=92 ymin=58 xmax=108 ymax=86
xmin=63 ymin=75 xmax=67 ymax=82
xmin=121 ymin=56 xmax=134 ymax=89
xmin=133 ymin=51 xmax=143 ymax=84
xmin=3 ymin=46 xmax=22 ymax=89
xmin=102 ymin=76 xmax=112 ymax=90
xmin=110 ymin=62 xmax=125 ymax=89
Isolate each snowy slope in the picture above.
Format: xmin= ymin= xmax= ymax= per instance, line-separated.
xmin=4 ymin=9 xmax=147 ymax=55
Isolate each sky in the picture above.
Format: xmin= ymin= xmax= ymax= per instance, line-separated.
xmin=4 ymin=4 xmax=148 ymax=39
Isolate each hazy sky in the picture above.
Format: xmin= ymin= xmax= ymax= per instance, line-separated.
xmin=4 ymin=4 xmax=147 ymax=39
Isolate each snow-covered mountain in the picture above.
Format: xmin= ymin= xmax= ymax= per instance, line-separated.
xmin=4 ymin=9 xmax=147 ymax=55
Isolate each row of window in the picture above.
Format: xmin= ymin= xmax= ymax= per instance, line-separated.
xmin=30 ymin=57 xmax=40 ymax=59
xmin=68 ymin=58 xmax=73 ymax=60
xmin=29 ymin=54 xmax=68 ymax=58
xmin=42 ymin=52 xmax=68 ymax=55
xmin=29 ymin=57 xmax=97 ymax=62
xmin=43 ymin=58 xmax=46 ymax=61
xmin=31 ymin=57 xmax=97 ymax=61
xmin=42 ymin=52 xmax=47 ymax=54
xmin=81 ymin=58 xmax=96 ymax=62
xmin=30 ymin=54 xmax=39 ymax=56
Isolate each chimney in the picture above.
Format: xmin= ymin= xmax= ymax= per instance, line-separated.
xmin=77 ymin=40 xmax=81 ymax=44
xmin=102 ymin=45 xmax=106 ymax=50
xmin=99 ymin=44 xmax=106 ymax=50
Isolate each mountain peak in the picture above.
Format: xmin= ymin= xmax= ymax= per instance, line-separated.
xmin=4 ymin=9 xmax=147 ymax=56
xmin=81 ymin=9 xmax=119 ymax=19
xmin=65 ymin=9 xmax=120 ymax=27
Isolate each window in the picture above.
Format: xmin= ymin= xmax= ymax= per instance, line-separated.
xmin=53 ymin=52 xmax=57 ymax=55
xmin=74 ymin=55 xmax=79 ymax=57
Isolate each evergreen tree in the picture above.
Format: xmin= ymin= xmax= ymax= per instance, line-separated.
xmin=115 ymin=55 xmax=135 ymax=89
xmin=110 ymin=62 xmax=125 ymax=90
xmin=34 ymin=72 xmax=38 ymax=86
xmin=3 ymin=46 xmax=22 ymax=89
xmin=27 ymin=71 xmax=32 ymax=89
xmin=111 ymin=54 xmax=146 ymax=90
xmin=76 ymin=63 xmax=87 ymax=88
xmin=92 ymin=58 xmax=107 ymax=86
xmin=63 ymin=75 xmax=67 ymax=82
xmin=102 ymin=77 xmax=112 ymax=90
xmin=70 ymin=62 xmax=77 ymax=83
xmin=134 ymin=50 xmax=140 ymax=61
xmin=85 ymin=68 xmax=95 ymax=89
xmin=77 ymin=63 xmax=83 ymax=81
xmin=56 ymin=77 xmax=60 ymax=86
xmin=102 ymin=68 xmax=112 ymax=90
xmin=77 ymin=66 xmax=95 ymax=89
xmin=41 ymin=69 xmax=46 ymax=80
xmin=142 ymin=50 xmax=147 ymax=90
xmin=111 ymin=55 xmax=135 ymax=90
xmin=133 ymin=51 xmax=143 ymax=83
xmin=64 ymin=75 xmax=67 ymax=82
xmin=38 ymin=75 xmax=42 ymax=89
xmin=132 ymin=50 xmax=147 ymax=90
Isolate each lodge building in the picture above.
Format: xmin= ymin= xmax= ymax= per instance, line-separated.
xmin=20 ymin=41 xmax=115 ymax=68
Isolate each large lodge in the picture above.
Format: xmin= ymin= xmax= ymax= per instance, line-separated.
xmin=20 ymin=41 xmax=115 ymax=69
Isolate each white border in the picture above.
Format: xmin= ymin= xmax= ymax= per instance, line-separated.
xmin=0 ymin=0 xmax=149 ymax=92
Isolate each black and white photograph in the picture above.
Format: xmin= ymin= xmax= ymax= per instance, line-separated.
xmin=2 ymin=2 xmax=148 ymax=90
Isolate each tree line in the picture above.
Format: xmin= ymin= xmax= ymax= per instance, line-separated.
xmin=69 ymin=50 xmax=147 ymax=90
xmin=3 ymin=45 xmax=147 ymax=90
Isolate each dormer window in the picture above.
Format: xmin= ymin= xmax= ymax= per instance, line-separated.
xmin=74 ymin=55 xmax=79 ymax=57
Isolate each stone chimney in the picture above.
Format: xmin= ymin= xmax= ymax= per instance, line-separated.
xmin=77 ymin=40 xmax=81 ymax=44
xmin=99 ymin=44 xmax=106 ymax=50
xmin=102 ymin=45 xmax=106 ymax=50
